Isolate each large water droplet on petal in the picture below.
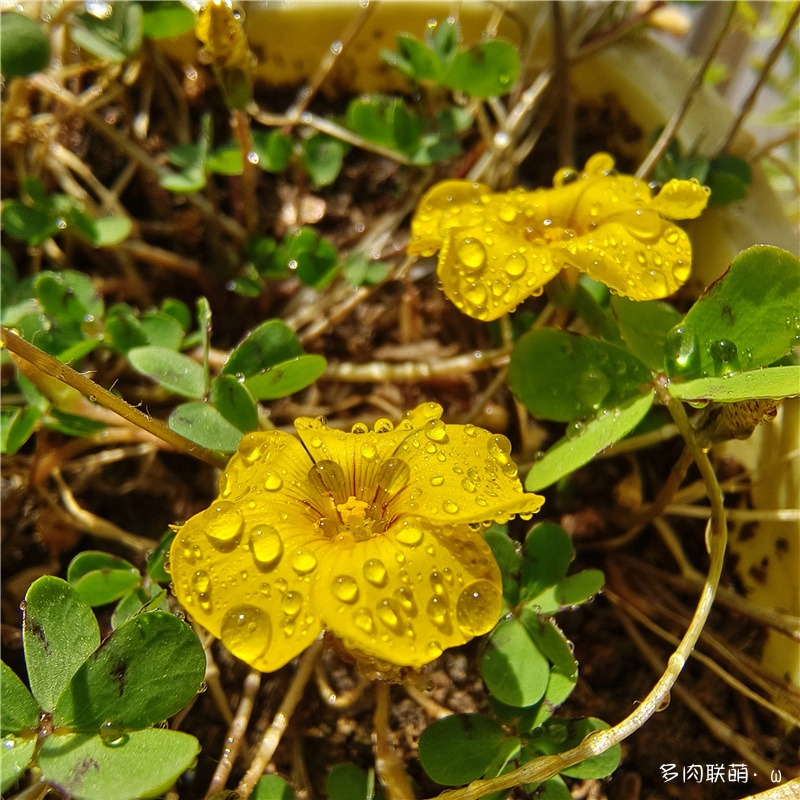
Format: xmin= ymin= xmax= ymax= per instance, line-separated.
xmin=192 ymin=569 xmax=211 ymax=594
xmin=396 ymin=522 xmax=424 ymax=547
xmin=353 ymin=607 xmax=375 ymax=635
xmin=249 ymin=526 xmax=283 ymax=570
xmin=363 ymin=559 xmax=388 ymax=587
xmin=456 ymin=579 xmax=502 ymax=635
xmin=424 ymin=419 xmax=448 ymax=442
xmin=375 ymin=458 xmax=410 ymax=495
xmin=281 ymin=591 xmax=303 ymax=616
xmin=503 ymin=252 xmax=528 ymax=279
xmin=456 ymin=237 xmax=487 ymax=273
xmin=394 ymin=586 xmax=418 ymax=616
xmin=426 ymin=596 xmax=451 ymax=630
xmin=332 ymin=575 xmax=359 ymax=603
xmin=204 ymin=502 xmax=244 ymax=550
xmin=376 ymin=599 xmax=402 ymax=633
xmin=264 ymin=472 xmax=283 ymax=491
xmin=307 ymin=460 xmax=348 ymax=502
xmin=292 ymin=551 xmax=318 ymax=575
xmin=220 ymin=604 xmax=271 ymax=662
xmin=237 ymin=434 xmax=263 ymax=462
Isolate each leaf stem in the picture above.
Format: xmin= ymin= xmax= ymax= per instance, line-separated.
xmin=375 ymin=682 xmax=416 ymax=800
xmin=1 ymin=326 xmax=228 ymax=469
xmin=427 ymin=389 xmax=728 ymax=800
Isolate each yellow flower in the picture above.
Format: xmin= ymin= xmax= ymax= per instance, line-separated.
xmin=408 ymin=153 xmax=710 ymax=321
xmin=170 ymin=403 xmax=543 ymax=675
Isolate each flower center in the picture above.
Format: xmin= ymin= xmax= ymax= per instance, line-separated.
xmin=336 ymin=496 xmax=370 ymax=523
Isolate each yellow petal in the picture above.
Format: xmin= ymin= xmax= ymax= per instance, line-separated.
xmin=388 ymin=421 xmax=544 ymax=524
xmin=196 ymin=0 xmax=251 ymax=71
xmin=560 ymin=220 xmax=693 ymax=300
xmin=171 ymin=432 xmax=324 ymax=673
xmin=310 ymin=519 xmax=502 ymax=668
xmin=408 ymin=180 xmax=492 ymax=257
xmin=436 ymin=224 xmax=556 ymax=321
xmin=650 ymin=178 xmax=710 ymax=219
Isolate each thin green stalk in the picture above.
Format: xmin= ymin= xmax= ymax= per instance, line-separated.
xmin=428 ymin=386 xmax=728 ymax=800
xmin=1 ymin=326 xmax=228 ymax=469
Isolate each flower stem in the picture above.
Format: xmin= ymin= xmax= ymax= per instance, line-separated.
xmin=0 ymin=326 xmax=228 ymax=469
xmin=427 ymin=389 xmax=728 ymax=800
xmin=374 ymin=682 xmax=415 ymax=800
xmin=235 ymin=640 xmax=323 ymax=797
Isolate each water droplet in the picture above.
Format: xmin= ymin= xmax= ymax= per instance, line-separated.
xmin=424 ymin=419 xmax=448 ymax=442
xmin=374 ymin=417 xmax=394 ymax=433
xmin=430 ymin=475 xmax=445 ymax=487
xmin=332 ymin=575 xmax=359 ymax=603
xmin=664 ymin=227 xmax=680 ymax=245
xmin=310 ymin=436 xmax=323 ymax=448
xmin=192 ymin=570 xmax=211 ymax=594
xmin=221 ymin=604 xmax=271 ymax=661
xmin=566 ymin=420 xmax=585 ymax=440
xmin=664 ymin=325 xmax=701 ymax=376
xmin=99 ymin=721 xmax=128 ymax=747
xmin=553 ymin=167 xmax=578 ymax=187
xmin=307 ymin=460 xmax=348 ymax=501
xmin=656 ymin=692 xmax=671 ymax=712
xmin=204 ymin=502 xmax=244 ymax=550
xmin=619 ymin=208 xmax=661 ymax=240
xmin=456 ymin=580 xmax=502 ymax=635
xmin=487 ymin=434 xmax=513 ymax=467
xmin=394 ymin=586 xmax=418 ymax=615
xmin=709 ymin=339 xmax=739 ymax=374
xmin=464 ymin=283 xmax=488 ymax=307
xmin=577 ymin=370 xmax=611 ymax=410
xmin=456 ymin=237 xmax=487 ymax=273
xmin=363 ymin=559 xmax=388 ymax=587
xmin=292 ymin=551 xmax=317 ymax=575
xmin=353 ymin=607 xmax=375 ymax=634
xmin=497 ymin=203 xmax=517 ymax=223
xmin=503 ymin=252 xmax=528 ymax=279
xmin=360 ymin=442 xmax=378 ymax=460
xmin=281 ymin=591 xmax=303 ymax=616
xmin=427 ymin=640 xmax=443 ymax=660
xmin=460 ymin=477 xmax=477 ymax=493
xmin=375 ymin=458 xmax=411 ymax=495
xmin=264 ymin=472 xmax=283 ymax=491
xmin=376 ymin=599 xmax=402 ymax=633
xmin=426 ymin=596 xmax=450 ymax=629
xmin=443 ymin=500 xmax=459 ymax=514
xmin=249 ymin=526 xmax=283 ymax=570
xmin=396 ymin=522 xmax=424 ymax=546
xmin=351 ymin=422 xmax=369 ymax=434
xmin=238 ymin=435 xmax=262 ymax=462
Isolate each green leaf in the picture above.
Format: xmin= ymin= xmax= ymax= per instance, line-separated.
xmin=159 ymin=164 xmax=206 ymax=193
xmin=611 ymin=296 xmax=682 ymax=372
xmin=160 ymin=298 xmax=191 ymax=332
xmin=301 ymin=132 xmax=347 ymax=189
xmin=1 ymin=406 xmax=41 ymax=454
xmin=67 ymin=551 xmax=142 ymax=607
xmin=140 ymin=311 xmax=185 ymax=350
xmin=480 ymin=618 xmax=549 ymax=707
xmin=92 ymin=216 xmax=132 ymax=247
xmin=668 ymin=365 xmax=800 ymax=404
xmin=245 ymin=354 xmax=327 ymax=400
xmin=34 ymin=269 xmax=103 ymax=323
xmin=23 ymin=577 xmax=100 ymax=712
xmin=535 ymin=718 xmax=621 ymax=779
xmin=484 ymin=525 xmax=521 ymax=608
xmin=0 ymin=11 xmax=50 ymax=76
xmin=146 ymin=530 xmax=176 ymax=584
xmin=325 ymin=764 xmax=384 ymax=800
xmin=206 ymin=142 xmax=244 ymax=175
xmin=69 ymin=2 xmax=143 ymax=63
xmin=110 ymin=586 xmax=169 ymax=630
xmin=53 ymin=611 xmax=205 ymax=730
xmin=418 ymin=714 xmax=507 ymax=786
xmin=525 ymin=393 xmax=654 ymax=491
xmin=509 ymin=329 xmax=652 ymax=422
xmin=211 ymin=374 xmax=259 ymax=432
xmin=444 ymin=40 xmax=519 ymax=98
xmin=386 ymin=34 xmax=442 ymax=82
xmin=520 ymin=523 xmax=574 ymax=599
xmin=39 ymin=729 xmax=200 ymax=800
xmin=141 ymin=2 xmax=195 ymax=40
xmin=253 ymin=773 xmax=296 ymax=800
xmin=44 ymin=408 xmax=107 ymax=438
xmin=664 ymin=246 xmax=800 ymax=379
xmin=105 ymin=305 xmax=148 ymax=353
xmin=168 ymin=402 xmax=243 ymax=452
xmin=128 ymin=346 xmax=205 ymax=399
xmin=223 ymin=319 xmax=303 ymax=377
xmin=1 ymin=662 xmax=38 ymax=734
xmin=1 ymin=200 xmax=59 ymax=245
xmin=1 ymin=734 xmax=36 ymax=793
xmin=529 ymin=570 xmax=605 ymax=615
xmin=519 ymin=612 xmax=577 ymax=677
xmin=707 ymin=155 xmax=752 ymax=206
xmin=252 ymin=130 xmax=294 ymax=173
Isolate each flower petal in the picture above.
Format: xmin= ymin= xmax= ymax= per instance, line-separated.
xmin=435 ymin=223 xmax=557 ymax=321
xmin=388 ymin=417 xmax=544 ymax=525
xmin=171 ymin=432 xmax=325 ymax=672
xmin=310 ymin=518 xmax=502 ymax=669
xmin=559 ymin=220 xmax=693 ymax=300
xmin=408 ymin=180 xmax=492 ymax=257
xmin=650 ymin=178 xmax=710 ymax=219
